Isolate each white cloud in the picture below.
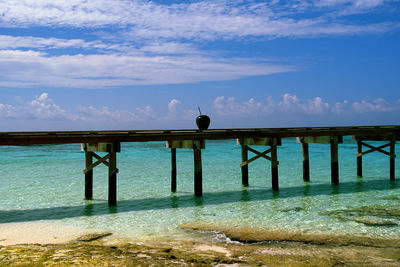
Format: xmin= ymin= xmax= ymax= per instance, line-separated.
xmin=164 ymin=99 xmax=197 ymax=121
xmin=214 ymin=96 xmax=266 ymax=116
xmin=0 ymin=93 xmax=196 ymax=123
xmin=214 ymin=94 xmax=348 ymax=116
xmin=168 ymin=99 xmax=181 ymax=113
xmin=0 ymin=35 xmax=130 ymax=52
xmin=352 ymin=98 xmax=395 ymax=113
xmin=28 ymin=93 xmax=71 ymax=120
xmin=0 ymin=1 xmax=397 ymax=89
xmin=314 ymin=0 xmax=389 ymax=15
xmin=140 ymin=42 xmax=201 ymax=55
xmin=315 ymin=0 xmax=385 ymax=8
xmin=331 ymin=100 xmax=349 ymax=114
xmin=1 ymin=93 xmax=400 ymax=128
xmin=0 ymin=103 xmax=18 ymax=118
xmin=278 ymin=94 xmax=330 ymax=114
xmin=0 ymin=92 xmax=72 ymax=120
xmin=278 ymin=93 xmax=300 ymax=112
xmin=0 ymin=49 xmax=292 ymax=87
xmin=135 ymin=106 xmax=156 ymax=120
xmin=306 ymin=96 xmax=330 ymax=114
xmin=77 ymin=105 xmax=157 ymax=122
xmin=0 ymin=0 xmax=397 ymax=41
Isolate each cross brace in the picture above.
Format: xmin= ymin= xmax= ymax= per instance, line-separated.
xmin=83 ymin=152 xmax=119 ymax=174
xmin=356 ymin=142 xmax=396 ymax=158
xmin=355 ymin=139 xmax=396 ymax=180
xmin=240 ymin=146 xmax=279 ymax=167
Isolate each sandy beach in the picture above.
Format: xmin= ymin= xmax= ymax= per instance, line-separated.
xmin=1 ymin=222 xmax=400 ymax=266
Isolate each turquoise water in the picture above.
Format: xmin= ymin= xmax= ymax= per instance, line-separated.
xmin=0 ymin=137 xmax=399 ymax=241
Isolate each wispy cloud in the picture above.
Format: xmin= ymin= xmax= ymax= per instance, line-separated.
xmin=314 ymin=0 xmax=390 ymax=15
xmin=0 ymin=35 xmax=129 ymax=51
xmin=77 ymin=105 xmax=156 ymax=122
xmin=0 ymin=1 xmax=398 ymax=88
xmin=1 ymin=1 xmax=397 ymax=40
xmin=0 ymin=49 xmax=292 ymax=87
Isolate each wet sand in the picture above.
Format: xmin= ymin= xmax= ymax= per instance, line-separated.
xmin=0 ymin=222 xmax=100 ymax=246
xmin=1 ymin=223 xmax=400 ymax=266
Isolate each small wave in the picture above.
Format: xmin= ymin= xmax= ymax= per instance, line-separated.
xmin=180 ymin=222 xmax=400 ymax=248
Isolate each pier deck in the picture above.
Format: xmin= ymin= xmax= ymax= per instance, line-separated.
xmin=0 ymin=125 xmax=399 ymax=145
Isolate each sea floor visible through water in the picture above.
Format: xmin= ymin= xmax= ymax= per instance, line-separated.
xmin=0 ymin=137 xmax=399 ymax=263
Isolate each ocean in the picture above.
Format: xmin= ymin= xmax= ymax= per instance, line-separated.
xmin=0 ymin=137 xmax=399 ymax=243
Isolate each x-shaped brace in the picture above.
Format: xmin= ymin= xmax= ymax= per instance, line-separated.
xmin=83 ymin=152 xmax=119 ymax=174
xmin=356 ymin=142 xmax=395 ymax=158
xmin=240 ymin=146 xmax=279 ymax=167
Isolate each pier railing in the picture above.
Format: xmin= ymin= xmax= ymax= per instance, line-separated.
xmin=1 ymin=125 xmax=399 ymax=205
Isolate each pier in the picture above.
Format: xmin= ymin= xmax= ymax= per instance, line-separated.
xmin=0 ymin=125 xmax=399 ymax=205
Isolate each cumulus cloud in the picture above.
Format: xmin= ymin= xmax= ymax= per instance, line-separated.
xmin=0 ymin=103 xmax=18 ymax=118
xmin=1 ymin=93 xmax=400 ymax=128
xmin=214 ymin=96 xmax=266 ymax=116
xmin=164 ymin=99 xmax=198 ymax=121
xmin=352 ymin=98 xmax=395 ymax=113
xmin=305 ymin=96 xmax=330 ymax=114
xmin=28 ymin=93 xmax=71 ymax=120
xmin=168 ymin=99 xmax=181 ymax=113
xmin=0 ymin=93 xmax=72 ymax=120
xmin=213 ymin=94 xmax=400 ymax=117
xmin=214 ymin=94 xmax=332 ymax=116
xmin=277 ymin=94 xmax=330 ymax=114
xmin=331 ymin=100 xmax=349 ymax=115
xmin=0 ymin=93 xmax=182 ymax=123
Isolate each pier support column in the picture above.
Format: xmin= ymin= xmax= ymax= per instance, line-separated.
xmin=108 ymin=151 xmax=117 ymax=206
xmin=331 ymin=140 xmax=339 ymax=185
xmin=297 ymin=136 xmax=343 ymax=185
xmin=357 ymin=141 xmax=362 ymax=177
xmin=241 ymin=145 xmax=249 ymax=186
xmin=193 ymin=145 xmax=203 ymax=197
xmin=271 ymin=144 xmax=279 ymax=191
xmin=84 ymin=151 xmax=93 ymax=199
xmin=166 ymin=140 xmax=205 ymax=196
xmin=390 ymin=141 xmax=395 ymax=180
xmin=302 ymin=143 xmax=310 ymax=182
xmin=171 ymin=148 xmax=177 ymax=192
xmin=353 ymin=135 xmax=397 ymax=181
xmin=81 ymin=142 xmax=120 ymax=206
xmin=237 ymin=137 xmax=281 ymax=191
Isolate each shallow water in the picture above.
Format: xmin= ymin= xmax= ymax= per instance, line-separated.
xmin=0 ymin=137 xmax=399 ymax=242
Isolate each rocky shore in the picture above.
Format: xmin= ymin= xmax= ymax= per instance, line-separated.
xmin=1 ymin=230 xmax=400 ymax=266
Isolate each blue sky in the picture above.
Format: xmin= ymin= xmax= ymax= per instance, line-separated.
xmin=0 ymin=0 xmax=399 ymax=131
